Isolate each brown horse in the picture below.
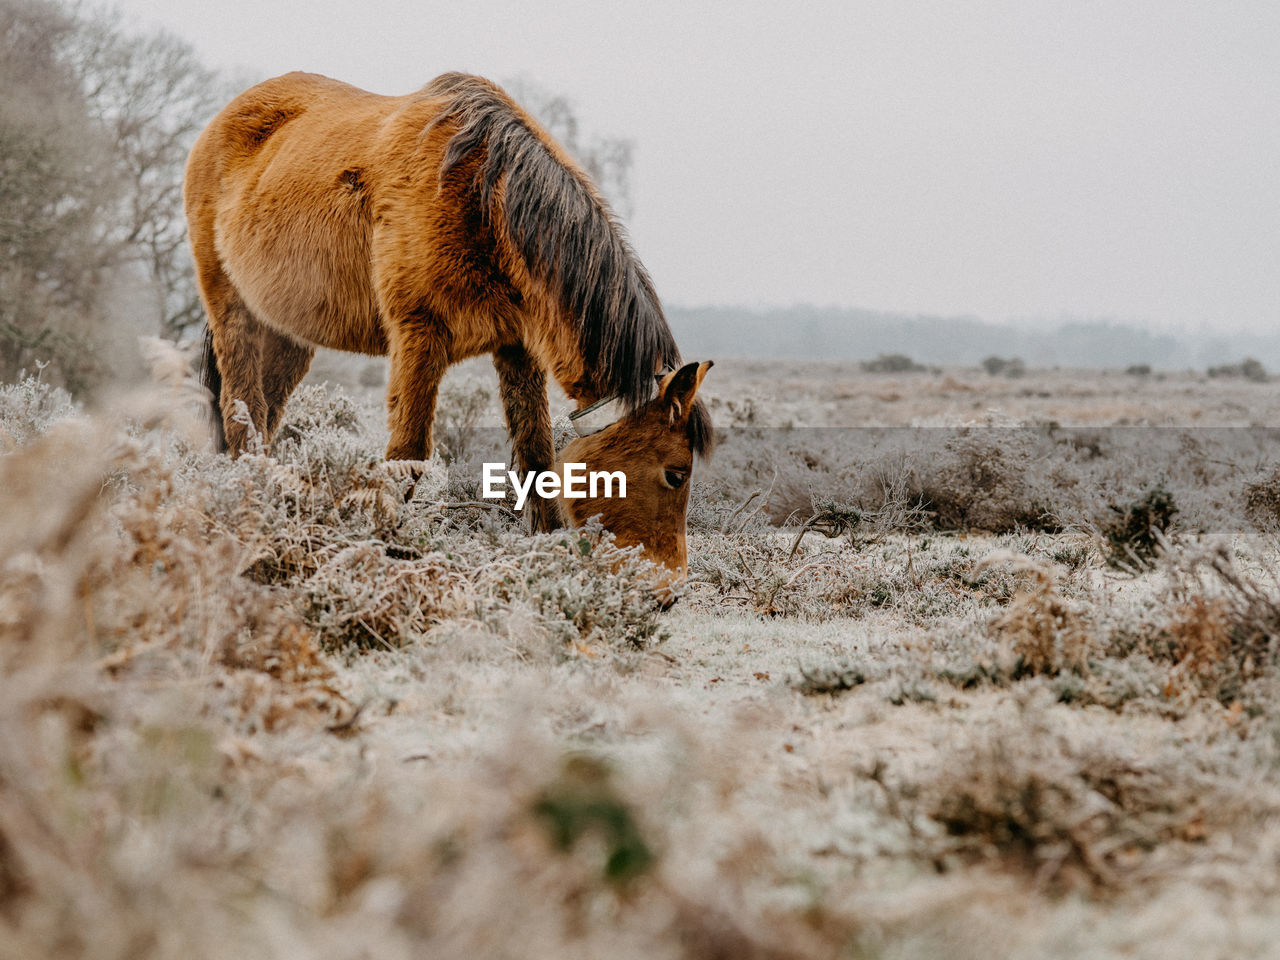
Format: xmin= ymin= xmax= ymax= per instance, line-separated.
xmin=185 ymin=71 xmax=712 ymax=577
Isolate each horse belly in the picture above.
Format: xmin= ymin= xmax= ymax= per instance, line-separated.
xmin=214 ymin=166 xmax=386 ymax=355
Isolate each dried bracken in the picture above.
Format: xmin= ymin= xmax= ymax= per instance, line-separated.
xmin=982 ymin=551 xmax=1096 ymax=677
xmin=1147 ymin=543 xmax=1280 ymax=705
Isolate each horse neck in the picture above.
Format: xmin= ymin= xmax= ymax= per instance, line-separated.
xmin=552 ymin=357 xmax=609 ymax=412
xmin=517 ymin=290 xmax=612 ymax=410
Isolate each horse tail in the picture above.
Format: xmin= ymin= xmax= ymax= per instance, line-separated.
xmin=423 ymin=74 xmax=711 ymax=456
xmin=200 ymin=325 xmax=227 ymax=452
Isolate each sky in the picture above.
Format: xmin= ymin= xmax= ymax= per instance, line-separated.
xmin=111 ymin=0 xmax=1280 ymax=331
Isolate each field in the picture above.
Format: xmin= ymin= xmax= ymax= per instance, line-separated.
xmin=4 ymin=350 xmax=1280 ymax=959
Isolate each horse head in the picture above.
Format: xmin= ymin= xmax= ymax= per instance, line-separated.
xmin=554 ymin=361 xmax=714 ymax=599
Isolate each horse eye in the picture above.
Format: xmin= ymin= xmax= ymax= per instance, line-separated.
xmin=663 ymin=468 xmax=688 ymax=489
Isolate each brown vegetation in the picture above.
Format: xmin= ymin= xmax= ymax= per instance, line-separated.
xmin=4 ymin=359 xmax=1280 ymax=958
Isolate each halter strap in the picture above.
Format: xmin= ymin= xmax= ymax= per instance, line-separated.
xmin=567 ymin=372 xmax=670 ymax=437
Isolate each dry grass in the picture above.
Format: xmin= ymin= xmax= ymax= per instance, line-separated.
xmin=5 ymin=357 xmax=1280 ymax=959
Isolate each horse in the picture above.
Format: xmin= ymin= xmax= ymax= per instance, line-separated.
xmin=184 ymin=71 xmax=713 ymax=579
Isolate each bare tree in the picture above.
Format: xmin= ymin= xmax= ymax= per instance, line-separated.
xmin=0 ymin=0 xmax=117 ymax=389
xmin=71 ymin=8 xmax=225 ymax=340
xmin=0 ymin=0 xmax=224 ymax=390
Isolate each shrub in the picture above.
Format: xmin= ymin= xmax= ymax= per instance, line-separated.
xmin=269 ymin=382 xmax=362 ymax=448
xmin=435 ymin=377 xmax=494 ymax=464
xmin=917 ymin=430 xmax=1056 ymax=532
xmin=1099 ymin=486 xmax=1177 ymax=570
xmin=981 ymin=552 xmax=1095 ymax=676
xmin=531 ymin=754 xmax=655 ymax=885
xmin=981 ymin=355 xmax=1026 ymax=378
xmin=0 ymin=375 xmax=77 ymax=449
xmin=1144 ymin=544 xmax=1280 ymax=706
xmin=791 ymin=658 xmax=878 ymax=694
xmin=912 ymin=711 xmax=1246 ymax=892
xmin=0 ymin=0 xmax=227 ymax=388
xmin=1207 ymin=357 xmax=1268 ymax=382
xmin=860 ymin=353 xmax=924 ymax=374
xmin=1244 ymin=466 xmax=1280 ymax=530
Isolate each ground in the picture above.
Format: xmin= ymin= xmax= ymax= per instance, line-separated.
xmin=3 ymin=352 xmax=1280 ymax=959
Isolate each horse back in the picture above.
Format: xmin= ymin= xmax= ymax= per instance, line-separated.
xmin=186 ymin=73 xmax=413 ymax=355
xmin=188 ymin=72 xmax=535 ymax=359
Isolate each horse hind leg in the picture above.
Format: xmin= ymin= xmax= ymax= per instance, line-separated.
xmin=207 ymin=293 xmax=270 ymax=455
xmin=261 ymin=330 xmax=315 ymax=444
xmin=190 ymin=231 xmax=272 ymax=455
xmin=494 ymin=343 xmax=558 ymax=533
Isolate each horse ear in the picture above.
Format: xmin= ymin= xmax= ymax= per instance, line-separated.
xmin=658 ymin=360 xmax=713 ymax=421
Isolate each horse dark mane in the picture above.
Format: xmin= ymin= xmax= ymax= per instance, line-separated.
xmin=422 ymin=72 xmax=711 ymax=456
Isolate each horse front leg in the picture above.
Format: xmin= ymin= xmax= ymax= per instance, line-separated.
xmin=493 ymin=343 xmax=558 ymax=533
xmin=385 ymin=319 xmax=450 ymax=461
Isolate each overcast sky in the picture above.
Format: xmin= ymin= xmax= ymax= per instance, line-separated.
xmin=113 ymin=0 xmax=1279 ymax=331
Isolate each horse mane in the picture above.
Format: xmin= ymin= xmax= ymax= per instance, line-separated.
xmin=422 ymin=72 xmax=711 ymax=456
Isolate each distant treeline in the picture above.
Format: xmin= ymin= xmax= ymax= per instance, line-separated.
xmin=669 ymin=305 xmax=1280 ymax=371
